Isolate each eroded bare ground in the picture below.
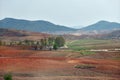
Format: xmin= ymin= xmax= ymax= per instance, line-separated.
xmin=0 ymin=46 xmax=120 ymax=80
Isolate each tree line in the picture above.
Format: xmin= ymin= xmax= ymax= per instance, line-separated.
xmin=0 ymin=36 xmax=65 ymax=50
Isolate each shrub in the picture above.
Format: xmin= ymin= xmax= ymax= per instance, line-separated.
xmin=4 ymin=73 xmax=12 ymax=80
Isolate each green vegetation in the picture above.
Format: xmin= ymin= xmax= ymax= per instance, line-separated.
xmin=0 ymin=40 xmax=2 ymax=46
xmin=53 ymin=43 xmax=58 ymax=50
xmin=0 ymin=36 xmax=65 ymax=51
xmin=66 ymin=38 xmax=120 ymax=56
xmin=0 ymin=40 xmax=6 ymax=46
xmin=48 ymin=37 xmax=54 ymax=46
xmin=74 ymin=64 xmax=95 ymax=69
xmin=112 ymin=57 xmax=120 ymax=60
xmin=68 ymin=46 xmax=87 ymax=51
xmin=55 ymin=36 xmax=65 ymax=47
xmin=80 ymin=50 xmax=95 ymax=55
xmin=4 ymin=73 xmax=12 ymax=80
xmin=67 ymin=39 xmax=120 ymax=51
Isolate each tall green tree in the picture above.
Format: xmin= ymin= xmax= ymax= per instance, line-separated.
xmin=55 ymin=36 xmax=65 ymax=47
xmin=48 ymin=37 xmax=55 ymax=50
xmin=53 ymin=43 xmax=58 ymax=50
xmin=0 ymin=40 xmax=2 ymax=46
xmin=24 ymin=40 xmax=34 ymax=46
xmin=48 ymin=37 xmax=54 ymax=46
xmin=40 ymin=38 xmax=48 ymax=49
xmin=17 ymin=41 xmax=22 ymax=45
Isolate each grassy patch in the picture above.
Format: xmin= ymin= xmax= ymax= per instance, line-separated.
xmin=68 ymin=46 xmax=87 ymax=51
xmin=67 ymin=39 xmax=120 ymax=51
xmin=80 ymin=50 xmax=95 ymax=55
xmin=67 ymin=39 xmax=107 ymax=51
xmin=112 ymin=57 xmax=120 ymax=60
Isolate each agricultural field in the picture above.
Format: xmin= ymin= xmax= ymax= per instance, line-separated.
xmin=0 ymin=38 xmax=120 ymax=80
xmin=67 ymin=39 xmax=120 ymax=50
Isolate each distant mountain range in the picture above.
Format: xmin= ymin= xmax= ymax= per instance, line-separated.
xmin=80 ymin=20 xmax=120 ymax=32
xmin=0 ymin=18 xmax=120 ymax=34
xmin=0 ymin=18 xmax=76 ymax=33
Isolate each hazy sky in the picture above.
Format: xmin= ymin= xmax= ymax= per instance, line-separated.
xmin=0 ymin=0 xmax=120 ymax=28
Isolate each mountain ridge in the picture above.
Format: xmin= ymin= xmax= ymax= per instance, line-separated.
xmin=0 ymin=18 xmax=76 ymax=33
xmin=80 ymin=20 xmax=120 ymax=31
xmin=0 ymin=18 xmax=120 ymax=33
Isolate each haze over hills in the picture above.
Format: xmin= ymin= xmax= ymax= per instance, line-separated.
xmin=71 ymin=25 xmax=84 ymax=29
xmin=0 ymin=18 xmax=76 ymax=33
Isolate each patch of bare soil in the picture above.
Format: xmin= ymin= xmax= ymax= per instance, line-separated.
xmin=0 ymin=46 xmax=34 ymax=57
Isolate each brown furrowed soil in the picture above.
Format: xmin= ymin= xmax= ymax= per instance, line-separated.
xmin=0 ymin=46 xmax=120 ymax=80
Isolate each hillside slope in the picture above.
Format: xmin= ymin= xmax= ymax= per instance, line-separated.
xmin=0 ymin=28 xmax=27 ymax=37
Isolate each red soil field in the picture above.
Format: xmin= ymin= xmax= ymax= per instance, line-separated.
xmin=0 ymin=46 xmax=120 ymax=80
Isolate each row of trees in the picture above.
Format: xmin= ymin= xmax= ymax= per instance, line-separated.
xmin=0 ymin=36 xmax=65 ymax=50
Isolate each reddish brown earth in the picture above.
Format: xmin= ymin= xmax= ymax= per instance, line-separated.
xmin=0 ymin=46 xmax=120 ymax=80
xmin=0 ymin=28 xmax=50 ymax=41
